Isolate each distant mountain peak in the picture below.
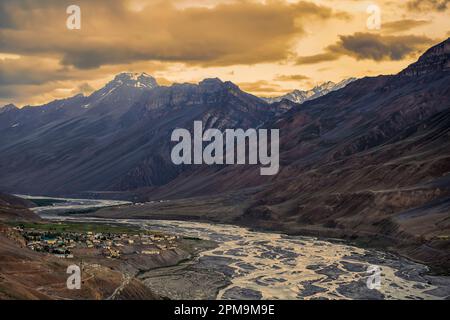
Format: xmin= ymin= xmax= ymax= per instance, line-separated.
xmin=200 ymin=77 xmax=223 ymax=84
xmin=87 ymin=72 xmax=159 ymax=102
xmin=262 ymin=78 xmax=356 ymax=104
xmin=198 ymin=77 xmax=225 ymax=88
xmin=0 ymin=103 xmax=18 ymax=113
xmin=0 ymin=103 xmax=17 ymax=109
xmin=111 ymin=72 xmax=159 ymax=89
xmin=400 ymin=38 xmax=450 ymax=77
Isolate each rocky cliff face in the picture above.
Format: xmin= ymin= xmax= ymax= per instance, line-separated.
xmin=400 ymin=38 xmax=450 ymax=76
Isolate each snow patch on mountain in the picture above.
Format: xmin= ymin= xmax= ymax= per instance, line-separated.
xmin=262 ymin=78 xmax=356 ymax=104
xmin=110 ymin=72 xmax=159 ymax=89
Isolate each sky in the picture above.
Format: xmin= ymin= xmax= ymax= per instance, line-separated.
xmin=0 ymin=0 xmax=449 ymax=106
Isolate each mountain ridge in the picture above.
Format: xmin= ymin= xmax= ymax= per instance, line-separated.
xmin=0 ymin=39 xmax=449 ymax=196
xmin=400 ymin=37 xmax=450 ymax=77
xmin=0 ymin=72 xmax=274 ymax=194
xmin=262 ymin=78 xmax=356 ymax=104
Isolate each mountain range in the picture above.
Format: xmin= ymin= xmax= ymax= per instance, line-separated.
xmin=1 ymin=38 xmax=449 ymax=271
xmin=0 ymin=72 xmax=278 ymax=194
xmin=262 ymin=78 xmax=356 ymax=104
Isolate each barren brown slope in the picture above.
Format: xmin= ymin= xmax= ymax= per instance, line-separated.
xmin=0 ymin=226 xmax=158 ymax=300
xmin=0 ymin=193 xmax=39 ymax=222
xmin=0 ymin=193 xmax=158 ymax=300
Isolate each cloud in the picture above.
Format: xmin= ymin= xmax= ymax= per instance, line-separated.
xmin=236 ymin=80 xmax=285 ymax=94
xmin=335 ymin=33 xmax=435 ymax=61
xmin=0 ymin=57 xmax=71 ymax=85
xmin=75 ymin=83 xmax=95 ymax=95
xmin=296 ymin=52 xmax=340 ymax=65
xmin=0 ymin=1 xmax=446 ymax=106
xmin=296 ymin=33 xmax=435 ymax=64
xmin=382 ymin=19 xmax=431 ymax=33
xmin=407 ymin=0 xmax=450 ymax=11
xmin=274 ymin=74 xmax=310 ymax=82
xmin=0 ymin=0 xmax=342 ymax=69
xmin=0 ymin=82 xmax=73 ymax=106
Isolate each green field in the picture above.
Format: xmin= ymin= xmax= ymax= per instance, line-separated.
xmin=8 ymin=221 xmax=151 ymax=235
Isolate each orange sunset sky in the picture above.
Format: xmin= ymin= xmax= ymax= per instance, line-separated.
xmin=0 ymin=0 xmax=449 ymax=106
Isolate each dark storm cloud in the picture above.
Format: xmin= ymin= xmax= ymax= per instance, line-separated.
xmin=336 ymin=33 xmax=435 ymax=61
xmin=0 ymin=58 xmax=70 ymax=85
xmin=297 ymin=33 xmax=435 ymax=64
xmin=0 ymin=2 xmax=16 ymax=29
xmin=0 ymin=0 xmax=344 ymax=68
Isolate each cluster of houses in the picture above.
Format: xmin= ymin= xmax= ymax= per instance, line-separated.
xmin=16 ymin=226 xmax=180 ymax=259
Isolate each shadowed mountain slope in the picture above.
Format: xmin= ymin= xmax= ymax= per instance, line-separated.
xmin=0 ymin=75 xmax=275 ymax=194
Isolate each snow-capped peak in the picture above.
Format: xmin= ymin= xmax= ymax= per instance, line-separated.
xmin=0 ymin=104 xmax=18 ymax=113
xmin=262 ymin=78 xmax=357 ymax=104
xmin=111 ymin=72 xmax=159 ymax=89
xmin=88 ymin=72 xmax=159 ymax=100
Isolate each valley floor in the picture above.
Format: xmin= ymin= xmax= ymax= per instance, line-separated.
xmin=2 ymin=194 xmax=449 ymax=300
xmin=36 ymin=216 xmax=450 ymax=300
xmin=87 ymin=190 xmax=450 ymax=276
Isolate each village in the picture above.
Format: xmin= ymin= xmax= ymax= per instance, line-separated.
xmin=14 ymin=226 xmax=180 ymax=260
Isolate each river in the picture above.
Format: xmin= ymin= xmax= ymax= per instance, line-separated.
xmin=23 ymin=196 xmax=450 ymax=300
